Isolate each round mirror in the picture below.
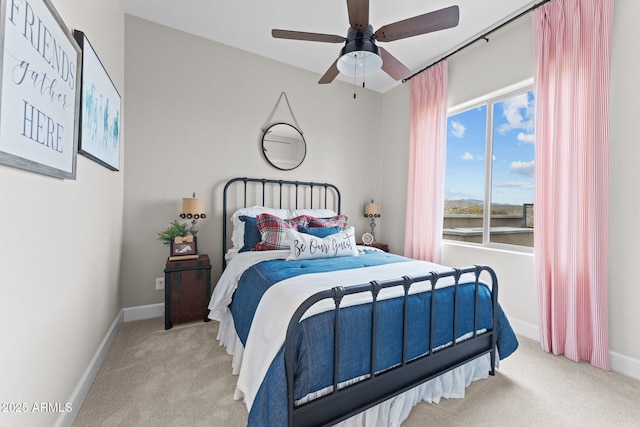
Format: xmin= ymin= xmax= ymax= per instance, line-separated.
xmin=261 ymin=123 xmax=306 ymax=170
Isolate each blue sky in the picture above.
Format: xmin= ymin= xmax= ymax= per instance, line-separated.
xmin=445 ymin=91 xmax=535 ymax=206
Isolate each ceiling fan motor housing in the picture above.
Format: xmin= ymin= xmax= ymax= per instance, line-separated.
xmin=338 ymin=25 xmax=382 ymax=76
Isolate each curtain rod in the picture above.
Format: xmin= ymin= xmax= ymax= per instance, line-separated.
xmin=402 ymin=0 xmax=553 ymax=83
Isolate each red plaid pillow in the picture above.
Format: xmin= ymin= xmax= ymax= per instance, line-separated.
xmin=308 ymin=214 xmax=347 ymax=229
xmin=255 ymin=214 xmax=309 ymax=250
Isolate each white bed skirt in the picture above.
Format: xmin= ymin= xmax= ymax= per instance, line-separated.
xmin=215 ymin=311 xmax=495 ymax=427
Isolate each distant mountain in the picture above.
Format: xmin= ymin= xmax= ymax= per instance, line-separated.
xmin=444 ymin=199 xmax=527 ymax=216
xmin=444 ymin=199 xmax=484 ymax=215
xmin=445 ymin=199 xmax=483 ymax=208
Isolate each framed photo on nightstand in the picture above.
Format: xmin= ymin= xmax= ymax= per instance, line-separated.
xmin=171 ymin=236 xmax=197 ymax=257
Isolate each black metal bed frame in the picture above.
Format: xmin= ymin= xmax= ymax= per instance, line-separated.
xmin=222 ymin=177 xmax=341 ymax=268
xmin=285 ymin=265 xmax=498 ymax=427
xmin=222 ymin=177 xmax=498 ymax=427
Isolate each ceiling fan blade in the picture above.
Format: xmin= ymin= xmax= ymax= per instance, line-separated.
xmin=272 ymin=29 xmax=345 ymax=43
xmin=379 ymin=47 xmax=410 ymax=80
xmin=318 ymin=59 xmax=340 ymax=84
xmin=347 ymin=0 xmax=369 ymax=32
xmin=375 ymin=5 xmax=459 ymax=42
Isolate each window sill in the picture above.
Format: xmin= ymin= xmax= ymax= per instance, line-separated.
xmin=442 ymin=239 xmax=534 ymax=256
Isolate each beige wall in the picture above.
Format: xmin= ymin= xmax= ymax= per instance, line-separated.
xmin=0 ymin=0 xmax=125 ymax=426
xmin=380 ymin=0 xmax=640 ymax=372
xmin=608 ymin=0 xmax=640 ymax=364
xmin=121 ymin=16 xmax=383 ymax=307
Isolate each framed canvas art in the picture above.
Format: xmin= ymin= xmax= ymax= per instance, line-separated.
xmin=0 ymin=0 xmax=81 ymax=179
xmin=74 ymin=30 xmax=121 ymax=171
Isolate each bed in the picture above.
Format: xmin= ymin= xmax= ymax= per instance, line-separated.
xmin=208 ymin=177 xmax=518 ymax=426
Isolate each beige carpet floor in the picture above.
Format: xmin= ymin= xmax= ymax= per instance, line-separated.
xmin=73 ymin=317 xmax=640 ymax=426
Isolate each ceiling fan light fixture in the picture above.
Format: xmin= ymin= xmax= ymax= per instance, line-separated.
xmin=337 ymin=50 xmax=382 ymax=76
xmin=336 ymin=25 xmax=382 ymax=77
xmin=273 ymin=4 xmax=460 ymax=85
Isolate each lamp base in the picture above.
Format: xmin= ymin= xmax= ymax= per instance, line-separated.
xmin=189 ymin=219 xmax=199 ymax=238
xmin=369 ymin=218 xmax=377 ymax=242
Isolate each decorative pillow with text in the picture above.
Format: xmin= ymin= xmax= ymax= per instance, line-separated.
xmin=286 ymin=226 xmax=358 ymax=260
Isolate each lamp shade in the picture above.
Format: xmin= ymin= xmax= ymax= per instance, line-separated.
xmin=364 ymin=202 xmax=380 ymax=217
xmin=180 ymin=194 xmax=205 ymax=220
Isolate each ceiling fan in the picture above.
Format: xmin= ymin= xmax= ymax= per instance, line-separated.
xmin=272 ymin=0 xmax=460 ymax=84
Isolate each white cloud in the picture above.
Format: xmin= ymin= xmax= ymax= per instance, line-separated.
xmin=517 ymin=132 xmax=535 ymax=144
xmin=509 ymin=160 xmax=535 ymax=177
xmin=460 ymin=152 xmax=474 ymax=161
xmin=498 ymin=93 xmax=535 ymax=134
xmin=450 ymin=120 xmax=466 ymax=138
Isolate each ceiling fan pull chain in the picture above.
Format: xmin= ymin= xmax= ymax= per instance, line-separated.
xmin=353 ymin=59 xmax=357 ymax=99
xmin=362 ymin=58 xmax=366 ymax=89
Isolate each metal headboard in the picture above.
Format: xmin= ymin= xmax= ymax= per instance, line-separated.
xmin=222 ymin=177 xmax=341 ymax=268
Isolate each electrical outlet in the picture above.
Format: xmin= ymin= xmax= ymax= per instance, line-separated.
xmin=155 ymin=277 xmax=164 ymax=290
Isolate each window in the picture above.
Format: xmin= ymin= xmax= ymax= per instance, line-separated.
xmin=443 ymin=85 xmax=535 ymax=249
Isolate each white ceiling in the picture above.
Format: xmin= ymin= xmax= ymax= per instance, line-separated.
xmin=120 ymin=0 xmax=537 ymax=93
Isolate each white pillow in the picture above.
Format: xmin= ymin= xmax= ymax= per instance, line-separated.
xmin=289 ymin=208 xmax=337 ymax=218
xmin=286 ymin=226 xmax=358 ymax=261
xmin=230 ymin=206 xmax=290 ymax=250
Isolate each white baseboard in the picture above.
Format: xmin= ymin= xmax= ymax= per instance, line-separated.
xmin=509 ymin=317 xmax=640 ymax=381
xmin=508 ymin=318 xmax=540 ymax=342
xmin=55 ymin=303 xmax=164 ymax=427
xmin=610 ymin=350 xmax=640 ymax=381
xmin=54 ymin=310 xmax=124 ymax=427
xmin=123 ymin=302 xmax=164 ymax=321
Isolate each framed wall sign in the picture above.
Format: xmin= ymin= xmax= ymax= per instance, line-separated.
xmin=0 ymin=0 xmax=81 ymax=179
xmin=74 ymin=30 xmax=121 ymax=171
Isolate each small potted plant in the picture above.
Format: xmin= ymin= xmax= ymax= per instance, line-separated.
xmin=157 ymin=220 xmax=189 ymax=247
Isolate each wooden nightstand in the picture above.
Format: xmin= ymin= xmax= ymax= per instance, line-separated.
xmin=164 ymin=254 xmax=212 ymax=330
xmin=360 ymin=242 xmax=389 ymax=252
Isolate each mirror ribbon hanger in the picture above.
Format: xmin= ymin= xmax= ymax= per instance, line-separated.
xmin=261 ymin=92 xmax=303 ymax=134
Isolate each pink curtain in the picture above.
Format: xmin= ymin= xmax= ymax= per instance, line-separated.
xmin=404 ymin=61 xmax=448 ymax=263
xmin=532 ymin=0 xmax=613 ymax=370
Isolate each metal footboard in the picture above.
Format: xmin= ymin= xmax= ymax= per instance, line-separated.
xmin=284 ymin=265 xmax=499 ymax=427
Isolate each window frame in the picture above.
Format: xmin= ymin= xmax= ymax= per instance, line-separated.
xmin=445 ymin=78 xmax=534 ymax=253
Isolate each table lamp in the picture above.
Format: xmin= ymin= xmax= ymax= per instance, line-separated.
xmin=364 ymin=200 xmax=381 ymax=242
xmin=180 ymin=192 xmax=206 ymax=237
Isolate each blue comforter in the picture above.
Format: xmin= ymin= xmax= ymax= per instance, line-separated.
xmin=229 ymin=251 xmax=518 ymax=426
